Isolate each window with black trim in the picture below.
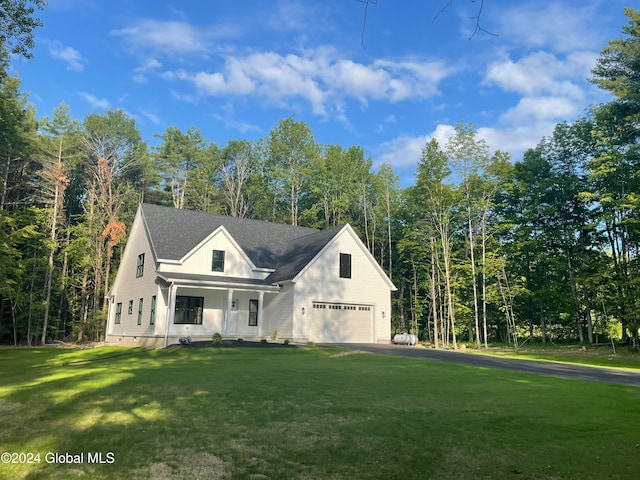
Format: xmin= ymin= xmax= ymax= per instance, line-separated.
xmin=150 ymin=296 xmax=156 ymax=325
xmin=339 ymin=253 xmax=352 ymax=278
xmin=137 ymin=298 xmax=143 ymax=325
xmin=248 ymin=299 xmax=258 ymax=326
xmin=136 ymin=253 xmax=145 ymax=277
xmin=174 ymin=296 xmax=204 ymax=325
xmin=115 ymin=303 xmax=122 ymax=324
xmin=211 ymin=249 xmax=225 ymax=272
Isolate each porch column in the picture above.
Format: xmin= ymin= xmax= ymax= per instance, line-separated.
xmin=225 ymin=289 xmax=234 ymax=336
xmin=164 ymin=283 xmax=177 ymax=348
xmin=257 ymin=291 xmax=264 ymax=338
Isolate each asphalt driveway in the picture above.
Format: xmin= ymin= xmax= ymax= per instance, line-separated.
xmin=325 ymin=343 xmax=640 ymax=387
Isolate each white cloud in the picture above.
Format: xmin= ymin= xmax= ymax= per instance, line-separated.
xmin=499 ymin=96 xmax=579 ymax=124
xmin=133 ymin=58 xmax=162 ymax=83
xmin=112 ymin=20 xmax=207 ymax=54
xmin=111 ymin=19 xmax=240 ymax=56
xmin=79 ymin=92 xmax=109 ymax=109
xmin=483 ymin=51 xmax=591 ymax=98
xmin=497 ymin=2 xmax=600 ymax=53
xmin=376 ymin=125 xmax=456 ymax=169
xmin=166 ymin=49 xmax=454 ymax=117
xmin=141 ymin=110 xmax=161 ymax=124
xmin=48 ymin=42 xmax=85 ymax=71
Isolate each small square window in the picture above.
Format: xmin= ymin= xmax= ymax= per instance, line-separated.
xmin=212 ymin=250 xmax=225 ymax=272
xmin=339 ymin=253 xmax=351 ymax=279
xmin=136 ymin=253 xmax=145 ymax=277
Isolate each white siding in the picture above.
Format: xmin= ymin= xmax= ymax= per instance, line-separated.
xmin=263 ymin=283 xmax=295 ymax=339
xmin=161 ymin=228 xmax=266 ymax=279
xmin=294 ymin=228 xmax=391 ymax=343
xmin=107 ymin=211 xmax=160 ymax=339
xmin=168 ymin=287 xmax=226 ymax=339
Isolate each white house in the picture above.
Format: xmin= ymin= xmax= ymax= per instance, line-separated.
xmin=105 ymin=203 xmax=396 ymax=347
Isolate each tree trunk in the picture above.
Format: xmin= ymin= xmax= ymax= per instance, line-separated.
xmin=441 ymin=230 xmax=457 ymax=349
xmin=468 ymin=212 xmax=480 ymax=348
xmin=430 ymin=237 xmax=439 ymax=349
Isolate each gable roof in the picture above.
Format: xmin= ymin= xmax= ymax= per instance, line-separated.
xmin=140 ymin=203 xmax=342 ymax=282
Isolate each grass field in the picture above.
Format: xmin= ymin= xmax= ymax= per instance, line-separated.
xmin=467 ymin=343 xmax=640 ymax=370
xmin=1 ymin=345 xmax=639 ymax=479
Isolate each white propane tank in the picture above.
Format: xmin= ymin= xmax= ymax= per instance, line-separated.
xmin=393 ymin=333 xmax=418 ymax=346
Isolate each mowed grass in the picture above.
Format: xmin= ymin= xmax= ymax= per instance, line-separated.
xmin=467 ymin=343 xmax=640 ymax=370
xmin=1 ymin=346 xmax=639 ymax=479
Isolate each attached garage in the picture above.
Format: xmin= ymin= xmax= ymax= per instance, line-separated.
xmin=310 ymin=301 xmax=374 ymax=343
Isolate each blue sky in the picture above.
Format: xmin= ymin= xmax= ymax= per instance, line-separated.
xmin=11 ymin=0 xmax=630 ymax=185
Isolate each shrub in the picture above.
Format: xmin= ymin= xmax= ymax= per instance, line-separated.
xmin=236 ymin=338 xmax=244 ymax=343
xmin=284 ymin=339 xmax=290 ymax=345
xmin=261 ymin=338 xmax=268 ymax=344
xmin=212 ymin=332 xmax=223 ymax=345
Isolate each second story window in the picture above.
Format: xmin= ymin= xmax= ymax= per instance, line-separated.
xmin=212 ymin=249 xmax=225 ymax=272
xmin=339 ymin=253 xmax=352 ymax=279
xmin=136 ymin=253 xmax=145 ymax=277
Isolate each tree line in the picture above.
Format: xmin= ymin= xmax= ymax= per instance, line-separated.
xmin=1 ymin=6 xmax=638 ymax=348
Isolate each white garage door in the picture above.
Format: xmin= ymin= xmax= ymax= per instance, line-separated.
xmin=311 ymin=302 xmax=373 ymax=343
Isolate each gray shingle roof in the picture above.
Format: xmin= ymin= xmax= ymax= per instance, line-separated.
xmin=141 ymin=203 xmax=342 ymax=283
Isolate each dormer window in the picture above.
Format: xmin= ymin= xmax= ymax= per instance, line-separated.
xmin=339 ymin=253 xmax=352 ymax=279
xmin=136 ymin=253 xmax=145 ymax=277
xmin=212 ymin=250 xmax=225 ymax=272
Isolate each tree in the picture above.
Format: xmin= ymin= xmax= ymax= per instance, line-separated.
xmin=218 ymin=140 xmax=255 ymax=218
xmin=264 ymin=116 xmax=320 ymax=226
xmin=151 ymin=126 xmax=210 ymax=210
xmin=74 ymin=109 xmax=144 ymax=340
xmin=36 ymin=102 xmax=81 ymax=344
xmin=446 ymin=122 xmax=490 ymax=348
xmin=408 ymin=139 xmax=460 ymax=349
xmin=590 ymin=8 xmax=640 ymax=130
xmin=0 ymin=72 xmax=36 ymax=210
xmin=589 ymin=8 xmax=640 ymax=346
xmin=0 ymin=0 xmax=47 ymax=61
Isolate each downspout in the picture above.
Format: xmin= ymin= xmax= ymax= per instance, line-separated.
xmin=164 ymin=282 xmax=175 ymax=348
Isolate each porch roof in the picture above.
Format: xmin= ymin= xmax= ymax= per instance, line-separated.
xmin=157 ymin=272 xmax=280 ymax=292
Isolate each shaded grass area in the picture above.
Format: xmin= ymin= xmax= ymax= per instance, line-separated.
xmin=467 ymin=343 xmax=640 ymax=370
xmin=1 ymin=346 xmax=639 ymax=479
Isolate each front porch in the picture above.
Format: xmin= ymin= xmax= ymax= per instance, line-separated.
xmin=159 ymin=274 xmax=280 ymax=347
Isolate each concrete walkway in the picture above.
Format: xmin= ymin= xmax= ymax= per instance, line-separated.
xmin=324 ymin=343 xmax=640 ymax=387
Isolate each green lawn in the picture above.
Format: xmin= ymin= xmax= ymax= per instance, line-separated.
xmin=465 ymin=343 xmax=640 ymax=370
xmin=1 ymin=345 xmax=639 ymax=479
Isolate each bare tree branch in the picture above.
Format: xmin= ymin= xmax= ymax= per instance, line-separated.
xmin=356 ymin=0 xmax=377 ymax=49
xmin=358 ymin=0 xmax=497 ymax=48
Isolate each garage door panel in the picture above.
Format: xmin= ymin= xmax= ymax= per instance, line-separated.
xmin=311 ymin=302 xmax=373 ymax=343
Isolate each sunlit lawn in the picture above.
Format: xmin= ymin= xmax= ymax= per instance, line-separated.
xmin=1 ymin=345 xmax=639 ymax=479
xmin=467 ymin=342 xmax=640 ymax=370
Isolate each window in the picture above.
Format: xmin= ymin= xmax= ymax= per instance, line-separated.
xmin=150 ymin=296 xmax=156 ymax=325
xmin=136 ymin=253 xmax=145 ymax=277
xmin=248 ymin=299 xmax=258 ymax=326
xmin=211 ymin=250 xmax=225 ymax=272
xmin=115 ymin=303 xmax=122 ymax=324
xmin=174 ymin=296 xmax=204 ymax=325
xmin=128 ymin=300 xmax=133 ymax=315
xmin=137 ymin=298 xmax=143 ymax=325
xmin=339 ymin=253 xmax=352 ymax=278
